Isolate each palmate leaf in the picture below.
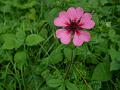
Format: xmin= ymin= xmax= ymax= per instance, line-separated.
xmin=99 ymin=0 xmax=108 ymax=5
xmin=2 ymin=32 xmax=26 ymax=49
xmin=63 ymin=47 xmax=72 ymax=59
xmin=0 ymin=4 xmax=12 ymax=13
xmin=109 ymin=47 xmax=120 ymax=71
xmin=40 ymin=87 xmax=57 ymax=90
xmin=20 ymin=0 xmax=36 ymax=9
xmin=90 ymin=81 xmax=102 ymax=90
xmin=34 ymin=58 xmax=49 ymax=74
xmin=44 ymin=0 xmax=57 ymax=6
xmin=58 ymin=85 xmax=65 ymax=90
xmin=46 ymin=79 xmax=63 ymax=88
xmin=109 ymin=47 xmax=120 ymax=61
xmin=48 ymin=48 xmax=63 ymax=65
xmin=15 ymin=30 xmax=26 ymax=48
xmin=79 ymin=82 xmax=90 ymax=90
xmin=26 ymin=8 xmax=36 ymax=20
xmin=2 ymin=33 xmax=16 ymax=49
xmin=88 ymin=0 xmax=99 ymax=8
xmin=65 ymin=81 xmax=78 ymax=90
xmin=110 ymin=60 xmax=120 ymax=71
xmin=14 ymin=51 xmax=27 ymax=69
xmin=92 ymin=62 xmax=112 ymax=81
xmin=39 ymin=29 xmax=48 ymax=39
xmin=26 ymin=34 xmax=44 ymax=46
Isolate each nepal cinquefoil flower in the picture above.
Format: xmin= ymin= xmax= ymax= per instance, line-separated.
xmin=54 ymin=7 xmax=95 ymax=46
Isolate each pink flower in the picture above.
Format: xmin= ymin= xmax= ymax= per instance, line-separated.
xmin=54 ymin=7 xmax=95 ymax=46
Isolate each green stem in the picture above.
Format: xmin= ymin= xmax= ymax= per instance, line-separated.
xmin=64 ymin=48 xmax=75 ymax=80
xmin=21 ymin=67 xmax=25 ymax=90
xmin=74 ymin=66 xmax=92 ymax=90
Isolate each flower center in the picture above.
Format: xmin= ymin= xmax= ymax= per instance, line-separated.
xmin=65 ymin=19 xmax=82 ymax=31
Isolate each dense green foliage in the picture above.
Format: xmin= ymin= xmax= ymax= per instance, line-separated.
xmin=0 ymin=0 xmax=120 ymax=90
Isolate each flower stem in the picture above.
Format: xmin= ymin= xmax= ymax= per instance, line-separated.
xmin=64 ymin=48 xmax=75 ymax=80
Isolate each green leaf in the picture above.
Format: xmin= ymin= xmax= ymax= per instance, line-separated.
xmin=45 ymin=0 xmax=57 ymax=6
xmin=64 ymin=47 xmax=72 ymax=59
xmin=79 ymin=82 xmax=90 ymax=90
xmin=26 ymin=34 xmax=44 ymax=46
xmin=65 ymin=81 xmax=78 ymax=90
xmin=88 ymin=0 xmax=99 ymax=8
xmin=41 ymin=70 xmax=50 ymax=79
xmin=90 ymin=81 xmax=101 ymax=90
xmin=46 ymin=79 xmax=63 ymax=88
xmin=75 ymin=46 xmax=87 ymax=55
xmin=14 ymin=51 xmax=27 ymax=69
xmin=15 ymin=30 xmax=26 ymax=48
xmin=92 ymin=62 xmax=111 ymax=81
xmin=49 ymin=50 xmax=63 ymax=64
xmin=45 ymin=8 xmax=61 ymax=26
xmin=34 ymin=58 xmax=49 ymax=74
xmin=58 ymin=85 xmax=65 ymax=90
xmin=106 ymin=22 xmax=111 ymax=27
xmin=99 ymin=0 xmax=108 ymax=5
xmin=98 ymin=6 xmax=112 ymax=15
xmin=40 ymin=87 xmax=56 ymax=90
xmin=21 ymin=0 xmax=36 ymax=9
xmin=0 ymin=4 xmax=12 ymax=13
xmin=2 ymin=33 xmax=16 ymax=49
xmin=110 ymin=60 xmax=120 ymax=71
xmin=109 ymin=47 xmax=120 ymax=62
xmin=78 ymin=0 xmax=91 ymax=11
xmin=109 ymin=47 xmax=120 ymax=71
xmin=26 ymin=8 xmax=36 ymax=20
xmin=93 ymin=14 xmax=99 ymax=25
xmin=0 ymin=85 xmax=3 ymax=90
xmin=39 ymin=29 xmax=48 ymax=39
xmin=108 ymin=29 xmax=116 ymax=40
xmin=2 ymin=40 xmax=15 ymax=50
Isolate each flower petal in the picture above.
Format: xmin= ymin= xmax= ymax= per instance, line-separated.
xmin=56 ymin=29 xmax=71 ymax=44
xmin=80 ymin=19 xmax=95 ymax=29
xmin=54 ymin=16 xmax=70 ymax=27
xmin=82 ymin=13 xmax=92 ymax=20
xmin=73 ymin=30 xmax=90 ymax=46
xmin=67 ymin=7 xmax=77 ymax=21
xmin=76 ymin=7 xmax=84 ymax=19
xmin=56 ymin=29 xmax=64 ymax=38
xmin=79 ymin=31 xmax=91 ymax=42
xmin=59 ymin=11 xmax=67 ymax=17
xmin=79 ymin=13 xmax=94 ymax=29
xmin=73 ymin=31 xmax=83 ymax=46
